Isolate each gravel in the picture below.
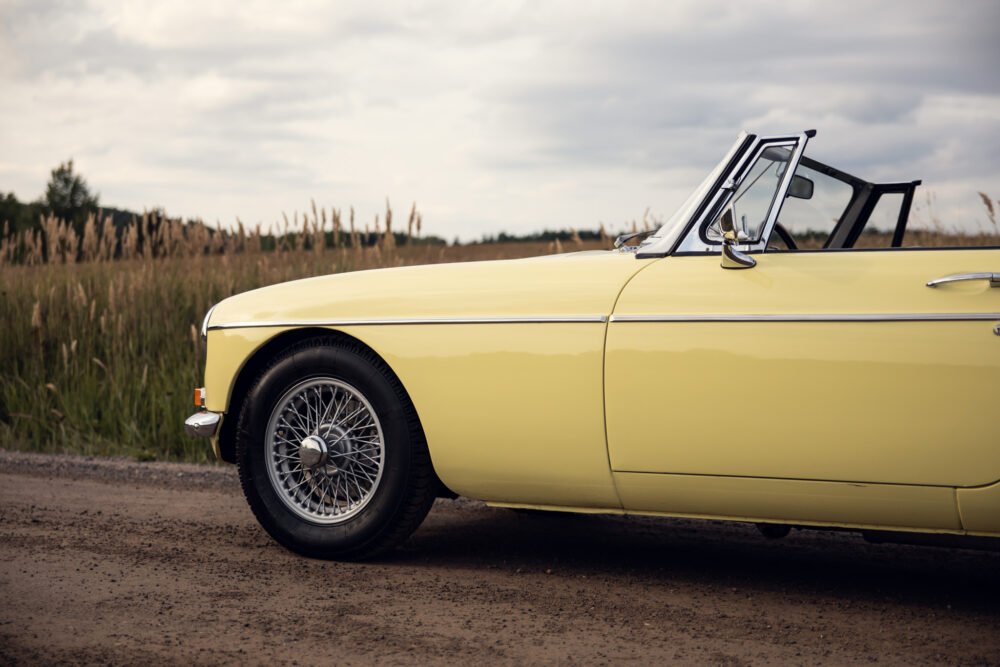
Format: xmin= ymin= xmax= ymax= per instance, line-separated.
xmin=1 ymin=449 xmax=999 ymax=665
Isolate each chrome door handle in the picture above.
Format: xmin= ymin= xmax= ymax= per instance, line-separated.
xmin=926 ymin=272 xmax=1000 ymax=288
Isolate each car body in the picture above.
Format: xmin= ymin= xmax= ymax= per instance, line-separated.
xmin=187 ymin=129 xmax=1000 ymax=559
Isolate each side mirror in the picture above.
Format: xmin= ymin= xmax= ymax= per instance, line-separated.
xmin=720 ymin=207 xmax=756 ymax=270
xmin=787 ymin=174 xmax=814 ymax=200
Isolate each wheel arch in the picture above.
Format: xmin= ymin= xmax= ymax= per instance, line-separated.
xmin=216 ymin=327 xmax=453 ymax=499
xmin=218 ymin=328 xmax=335 ymax=462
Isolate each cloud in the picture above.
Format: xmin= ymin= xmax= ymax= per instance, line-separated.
xmin=1 ymin=0 xmax=998 ymax=238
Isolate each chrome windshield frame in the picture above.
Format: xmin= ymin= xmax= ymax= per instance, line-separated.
xmin=636 ymin=129 xmax=814 ymax=258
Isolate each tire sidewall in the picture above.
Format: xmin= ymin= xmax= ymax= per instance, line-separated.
xmin=237 ymin=343 xmax=413 ymax=558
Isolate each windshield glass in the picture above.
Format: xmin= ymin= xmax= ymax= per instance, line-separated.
xmin=638 ymin=133 xmax=748 ymax=251
xmin=704 ymin=144 xmax=794 ymax=244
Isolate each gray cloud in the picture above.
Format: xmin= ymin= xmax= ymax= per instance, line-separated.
xmin=1 ymin=0 xmax=998 ymax=238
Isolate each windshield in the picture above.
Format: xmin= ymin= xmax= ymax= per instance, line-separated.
xmin=704 ymin=144 xmax=794 ymax=244
xmin=638 ymin=133 xmax=749 ymax=251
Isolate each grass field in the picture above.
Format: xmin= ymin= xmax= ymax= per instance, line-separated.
xmin=0 ymin=208 xmax=607 ymax=461
xmin=1 ymin=204 xmax=996 ymax=462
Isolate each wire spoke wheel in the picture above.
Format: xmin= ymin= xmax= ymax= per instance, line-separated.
xmin=265 ymin=377 xmax=385 ymax=524
xmin=238 ymin=339 xmax=436 ymax=559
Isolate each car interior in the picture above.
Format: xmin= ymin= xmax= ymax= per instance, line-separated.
xmin=767 ymin=155 xmax=921 ymax=252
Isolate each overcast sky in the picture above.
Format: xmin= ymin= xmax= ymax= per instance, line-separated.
xmin=1 ymin=0 xmax=998 ymax=240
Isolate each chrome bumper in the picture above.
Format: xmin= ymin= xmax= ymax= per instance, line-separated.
xmin=184 ymin=411 xmax=222 ymax=438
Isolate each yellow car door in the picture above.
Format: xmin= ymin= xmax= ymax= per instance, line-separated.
xmin=605 ymin=249 xmax=1000 ymax=531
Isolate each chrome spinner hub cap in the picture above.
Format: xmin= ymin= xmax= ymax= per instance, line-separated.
xmin=298 ymin=434 xmax=329 ymax=469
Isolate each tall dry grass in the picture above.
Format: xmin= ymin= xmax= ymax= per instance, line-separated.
xmin=0 ymin=202 xmax=604 ymax=461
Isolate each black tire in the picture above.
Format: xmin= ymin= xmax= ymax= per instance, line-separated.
xmin=234 ymin=336 xmax=436 ymax=560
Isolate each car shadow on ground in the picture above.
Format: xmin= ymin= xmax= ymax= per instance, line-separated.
xmin=391 ymin=502 xmax=1000 ymax=612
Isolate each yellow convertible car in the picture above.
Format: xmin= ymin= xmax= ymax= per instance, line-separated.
xmin=186 ymin=129 xmax=1000 ymax=559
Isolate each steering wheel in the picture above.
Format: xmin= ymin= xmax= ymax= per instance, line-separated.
xmin=772 ymin=222 xmax=798 ymax=250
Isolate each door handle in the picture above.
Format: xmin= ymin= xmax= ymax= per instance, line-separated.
xmin=926 ymin=272 xmax=1000 ymax=288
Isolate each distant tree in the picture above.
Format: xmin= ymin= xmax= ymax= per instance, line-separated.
xmin=0 ymin=192 xmax=23 ymax=229
xmin=0 ymin=191 xmax=45 ymax=234
xmin=44 ymin=160 xmax=99 ymax=228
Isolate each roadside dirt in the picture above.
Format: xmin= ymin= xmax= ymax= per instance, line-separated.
xmin=1 ymin=449 xmax=998 ymax=665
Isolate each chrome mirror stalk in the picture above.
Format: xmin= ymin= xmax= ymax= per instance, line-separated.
xmin=719 ymin=207 xmax=756 ymax=270
xmin=722 ymin=239 xmax=757 ymax=269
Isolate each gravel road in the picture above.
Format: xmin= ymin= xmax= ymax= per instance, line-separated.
xmin=1 ymin=449 xmax=998 ymax=665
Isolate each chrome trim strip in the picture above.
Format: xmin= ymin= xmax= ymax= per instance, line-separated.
xmin=611 ymin=313 xmax=1000 ymax=323
xmin=200 ymin=304 xmax=218 ymax=339
xmin=207 ymin=315 xmax=608 ymax=331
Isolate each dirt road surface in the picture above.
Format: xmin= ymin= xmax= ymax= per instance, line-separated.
xmin=1 ymin=450 xmax=998 ymax=665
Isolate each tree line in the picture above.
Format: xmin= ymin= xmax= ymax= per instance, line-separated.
xmin=2 ymin=161 xmax=616 ymax=246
